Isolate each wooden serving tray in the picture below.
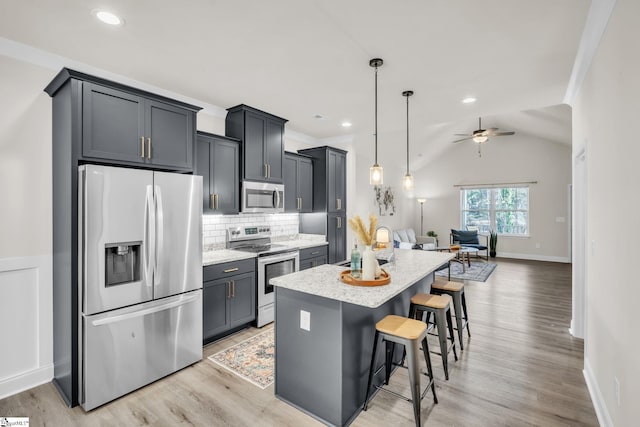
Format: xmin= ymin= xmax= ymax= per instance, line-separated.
xmin=340 ymin=269 xmax=391 ymax=287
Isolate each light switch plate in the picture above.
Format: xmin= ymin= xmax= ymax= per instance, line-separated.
xmin=300 ymin=310 xmax=310 ymax=331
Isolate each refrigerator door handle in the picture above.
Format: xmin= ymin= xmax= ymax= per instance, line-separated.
xmin=154 ymin=184 xmax=164 ymax=288
xmin=90 ymin=292 xmax=200 ymax=327
xmin=144 ymin=185 xmax=155 ymax=287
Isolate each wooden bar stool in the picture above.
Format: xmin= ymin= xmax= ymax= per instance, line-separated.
xmin=364 ymin=315 xmax=437 ymax=427
xmin=431 ymin=280 xmax=471 ymax=350
xmin=409 ymin=293 xmax=458 ymax=380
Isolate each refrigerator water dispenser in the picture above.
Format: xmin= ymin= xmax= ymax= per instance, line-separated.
xmin=105 ymin=242 xmax=141 ymax=286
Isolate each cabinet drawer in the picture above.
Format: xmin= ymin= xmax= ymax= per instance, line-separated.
xmin=203 ymin=258 xmax=255 ymax=282
xmin=299 ymin=245 xmax=328 ymax=261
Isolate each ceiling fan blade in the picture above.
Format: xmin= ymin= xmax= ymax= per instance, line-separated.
xmin=491 ymin=131 xmax=515 ymax=136
xmin=454 ymin=133 xmax=471 ymax=136
xmin=452 ymin=136 xmax=473 ymax=143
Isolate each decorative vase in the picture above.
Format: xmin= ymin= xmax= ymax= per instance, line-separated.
xmin=362 ymin=246 xmax=377 ymax=281
xmin=490 ymin=250 xmax=497 ymax=258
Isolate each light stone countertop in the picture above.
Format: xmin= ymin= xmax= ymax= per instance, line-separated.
xmin=275 ymin=238 xmax=328 ymax=250
xmin=270 ymin=249 xmax=455 ymax=308
xmin=202 ymin=249 xmax=256 ymax=266
xmin=202 ymin=234 xmax=327 ymax=266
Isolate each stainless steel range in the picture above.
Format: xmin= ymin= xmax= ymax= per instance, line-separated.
xmin=227 ymin=226 xmax=299 ymax=327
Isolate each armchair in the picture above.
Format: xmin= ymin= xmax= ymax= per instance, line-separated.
xmin=393 ymin=228 xmax=437 ymax=250
xmin=450 ymin=229 xmax=488 ymax=260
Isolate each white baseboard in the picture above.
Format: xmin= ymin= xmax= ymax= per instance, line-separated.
xmin=0 ymin=364 xmax=53 ymax=400
xmin=584 ymin=358 xmax=614 ymax=427
xmin=496 ymin=252 xmax=571 ymax=263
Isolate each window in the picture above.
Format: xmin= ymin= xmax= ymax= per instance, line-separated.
xmin=461 ymin=187 xmax=529 ymax=236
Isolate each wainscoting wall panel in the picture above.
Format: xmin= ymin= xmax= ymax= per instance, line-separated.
xmin=0 ymin=255 xmax=53 ymax=399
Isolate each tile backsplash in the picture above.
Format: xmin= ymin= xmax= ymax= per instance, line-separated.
xmin=202 ymin=213 xmax=300 ymax=250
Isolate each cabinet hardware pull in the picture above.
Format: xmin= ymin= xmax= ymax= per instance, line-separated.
xmin=210 ymin=194 xmax=215 ymax=210
xmin=214 ymin=194 xmax=219 ymax=210
xmin=227 ymin=281 xmax=231 ymax=299
xmin=231 ymin=280 xmax=235 ymax=298
xmin=147 ymin=137 xmax=151 ymax=159
xmin=267 ymin=164 xmax=271 ymax=178
xmin=223 ymin=267 xmax=239 ymax=273
xmin=264 ymin=164 xmax=268 ymax=178
xmin=311 ymin=251 xmax=320 ymax=255
xmin=337 ymin=217 xmax=341 ymax=228
xmin=140 ymin=137 xmax=145 ymax=158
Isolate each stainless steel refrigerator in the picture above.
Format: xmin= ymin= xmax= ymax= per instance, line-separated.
xmin=78 ymin=165 xmax=202 ymax=410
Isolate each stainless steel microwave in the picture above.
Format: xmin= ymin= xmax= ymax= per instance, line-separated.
xmin=242 ymin=181 xmax=285 ymax=213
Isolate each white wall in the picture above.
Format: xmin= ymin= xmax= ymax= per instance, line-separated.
xmin=0 ymin=56 xmax=55 ymax=399
xmin=573 ymin=0 xmax=640 ymax=424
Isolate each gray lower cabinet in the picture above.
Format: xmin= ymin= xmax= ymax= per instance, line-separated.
xmin=203 ymin=259 xmax=256 ymax=342
xmin=82 ymin=81 xmax=196 ymax=171
xmin=299 ymin=245 xmax=328 ymax=270
xmin=196 ymin=132 xmax=240 ymax=214
xmin=328 ymin=214 xmax=347 ymax=264
xmin=284 ymin=152 xmax=313 ymax=213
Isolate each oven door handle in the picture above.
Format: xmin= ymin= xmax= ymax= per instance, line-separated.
xmin=257 ymin=251 xmax=300 ymax=266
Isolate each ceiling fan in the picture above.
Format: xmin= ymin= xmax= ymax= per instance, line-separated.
xmin=453 ymin=117 xmax=515 ymax=157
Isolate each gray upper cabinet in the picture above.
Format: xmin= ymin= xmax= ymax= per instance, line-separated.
xmin=196 ymin=132 xmax=240 ymax=214
xmin=82 ymin=83 xmax=145 ymax=164
xmin=298 ymin=146 xmax=347 ymax=214
xmin=225 ymin=104 xmax=287 ymax=183
xmin=284 ymin=152 xmax=313 ymax=213
xmin=328 ymin=150 xmax=346 ymax=213
xmin=82 ymin=82 xmax=195 ymax=171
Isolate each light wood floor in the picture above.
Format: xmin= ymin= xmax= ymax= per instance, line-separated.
xmin=0 ymin=258 xmax=598 ymax=426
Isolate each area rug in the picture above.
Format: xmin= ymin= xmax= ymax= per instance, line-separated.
xmin=208 ymin=329 xmax=274 ymax=389
xmin=435 ymin=261 xmax=497 ymax=282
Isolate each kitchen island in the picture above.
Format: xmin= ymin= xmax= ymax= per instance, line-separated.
xmin=271 ymin=249 xmax=454 ymax=426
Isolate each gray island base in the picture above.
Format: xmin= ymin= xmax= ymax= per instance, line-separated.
xmin=271 ymin=250 xmax=454 ymax=426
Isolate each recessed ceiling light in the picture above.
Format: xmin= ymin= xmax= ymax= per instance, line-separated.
xmin=341 ymin=121 xmax=352 ymax=128
xmin=313 ymin=114 xmax=325 ymax=120
xmin=93 ymin=10 xmax=124 ymax=26
xmin=462 ymin=97 xmax=477 ymax=104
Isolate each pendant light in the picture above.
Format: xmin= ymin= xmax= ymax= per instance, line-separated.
xmin=369 ymin=58 xmax=384 ymax=185
xmin=402 ymin=90 xmax=414 ymax=191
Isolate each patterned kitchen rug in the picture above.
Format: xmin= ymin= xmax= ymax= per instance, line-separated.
xmin=435 ymin=261 xmax=497 ymax=282
xmin=208 ymin=328 xmax=274 ymax=389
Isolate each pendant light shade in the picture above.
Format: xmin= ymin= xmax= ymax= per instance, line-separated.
xmin=402 ymin=90 xmax=414 ymax=191
xmin=402 ymin=173 xmax=414 ymax=191
xmin=369 ymin=58 xmax=384 ymax=186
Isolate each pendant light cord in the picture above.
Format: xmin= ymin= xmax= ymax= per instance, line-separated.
xmin=374 ymin=65 xmax=378 ymax=164
xmin=406 ymin=93 xmax=409 ymax=174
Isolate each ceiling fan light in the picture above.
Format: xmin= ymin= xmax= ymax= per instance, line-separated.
xmin=370 ymin=164 xmax=383 ymax=185
xmin=402 ymin=174 xmax=414 ymax=191
xmin=473 ymin=135 xmax=488 ymax=143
